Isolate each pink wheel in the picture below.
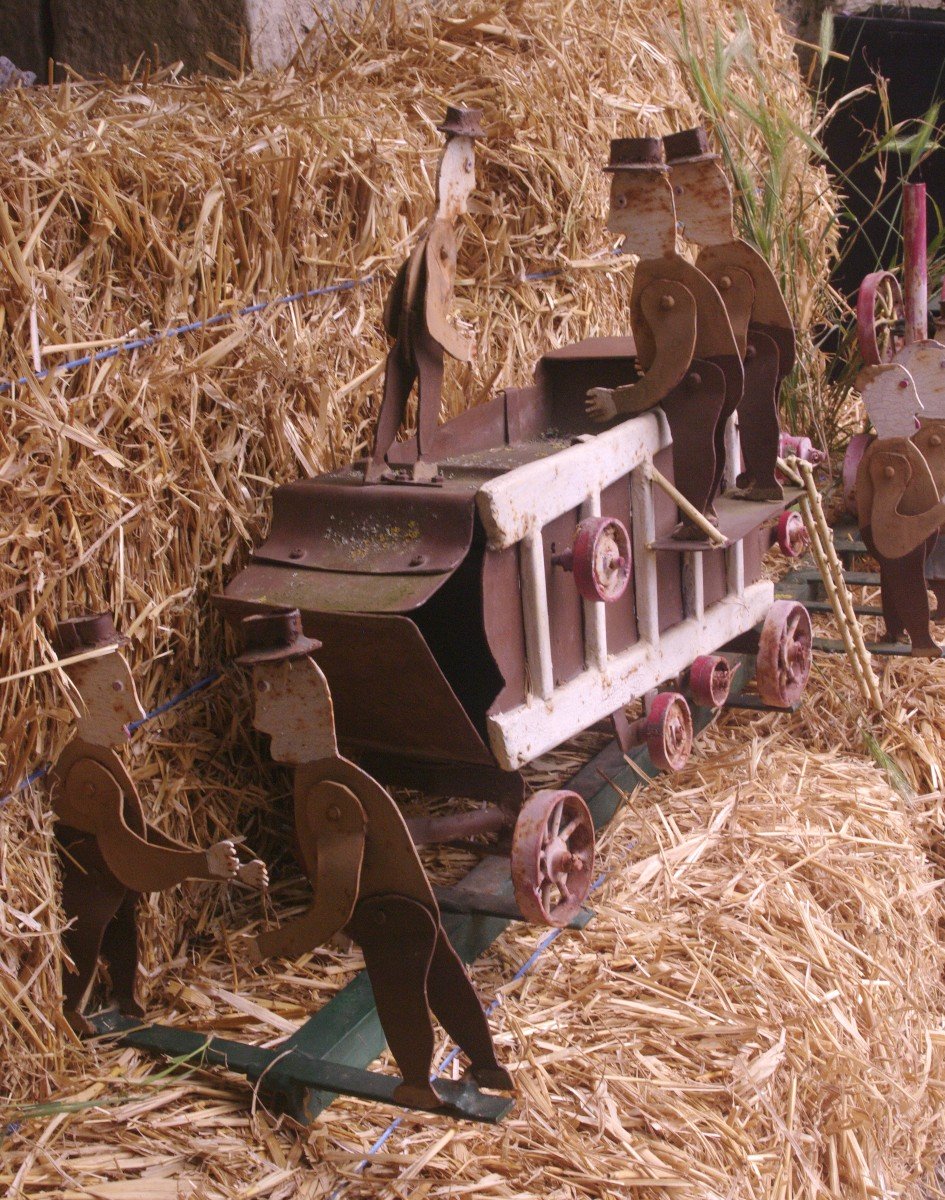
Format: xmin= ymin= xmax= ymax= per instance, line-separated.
xmin=777 ymin=511 xmax=809 ymax=558
xmin=645 ymin=692 xmax=693 ymax=772
xmin=690 ymin=655 xmax=732 ymax=708
xmin=756 ymin=600 xmax=812 ymax=707
xmin=569 ymin=517 xmax=631 ymax=603
xmin=857 ymin=271 xmax=904 ymax=365
xmin=842 ymin=433 xmax=873 ymax=518
xmin=511 ymin=790 xmax=595 ymax=927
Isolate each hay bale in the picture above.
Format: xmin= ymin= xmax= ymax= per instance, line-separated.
xmin=0 ymin=0 xmax=836 ymax=1106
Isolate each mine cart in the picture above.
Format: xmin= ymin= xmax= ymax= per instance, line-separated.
xmin=218 ymin=334 xmax=812 ymax=927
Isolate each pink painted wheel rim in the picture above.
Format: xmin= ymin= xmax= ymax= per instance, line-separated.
xmin=645 ymin=691 xmax=693 ymax=772
xmin=572 ymin=517 xmax=631 ymax=603
xmin=756 ymin=600 xmax=812 ymax=707
xmin=777 ymin=511 xmax=809 ymax=558
xmin=857 ymin=271 xmax=905 ymax=365
xmin=690 ymin=655 xmax=732 ymax=708
xmin=511 ymin=790 xmax=595 ymax=927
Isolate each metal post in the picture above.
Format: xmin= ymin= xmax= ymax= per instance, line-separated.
xmin=903 ymin=182 xmax=928 ymax=345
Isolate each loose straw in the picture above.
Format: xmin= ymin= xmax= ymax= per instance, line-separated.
xmin=778 ymin=455 xmax=882 ymax=711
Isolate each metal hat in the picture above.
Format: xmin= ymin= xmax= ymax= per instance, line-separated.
xmin=54 ymin=613 xmax=129 ymax=658
xmin=663 ymin=127 xmax=720 ymax=166
xmin=235 ymin=609 xmax=322 ymax=666
xmin=604 ymin=136 xmax=667 ymax=172
xmin=436 ymin=105 xmax=485 ymax=140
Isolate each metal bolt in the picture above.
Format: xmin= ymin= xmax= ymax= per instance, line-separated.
xmin=884 ymin=465 xmax=896 ymax=479
xmin=374 ymin=909 xmax=387 ymax=926
xmin=932 ymin=435 xmax=942 ymax=448
xmin=326 ymin=804 xmax=341 ymax=821
xmin=718 ymin=274 xmax=732 ymax=291
xmin=898 ymin=379 xmax=909 ymax=389
xmin=745 ymin=344 xmax=756 ymax=360
xmin=288 ymin=549 xmax=304 ymax=560
xmin=687 ymin=372 xmax=702 ymax=389
xmin=408 ymin=554 xmax=426 ymax=567
xmin=659 ymin=293 xmax=675 ymax=311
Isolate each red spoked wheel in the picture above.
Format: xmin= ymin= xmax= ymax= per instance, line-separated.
xmin=645 ymin=692 xmax=693 ymax=771
xmin=777 ymin=510 xmax=810 ymax=558
xmin=556 ymin=517 xmax=631 ymax=603
xmin=857 ymin=271 xmax=905 ymax=365
xmin=756 ymin=600 xmax=812 ymax=708
xmin=511 ymin=790 xmax=596 ymax=927
xmin=842 ymin=433 xmax=873 ymax=518
xmin=690 ymin=656 xmax=732 ymax=709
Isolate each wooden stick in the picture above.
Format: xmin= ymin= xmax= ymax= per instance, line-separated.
xmin=0 ymin=643 xmax=117 ymax=686
xmin=645 ymin=464 xmax=727 ymax=545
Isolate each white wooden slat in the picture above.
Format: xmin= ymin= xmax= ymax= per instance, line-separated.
xmin=682 ymin=551 xmax=705 ymax=621
xmin=520 ymin=529 xmax=554 ymax=701
xmin=724 ymin=411 xmax=741 ymax=491
xmin=476 ymin=412 xmax=671 ymax=550
xmin=488 ymin=580 xmax=773 ymax=769
xmin=630 ymin=463 xmax=660 ymax=647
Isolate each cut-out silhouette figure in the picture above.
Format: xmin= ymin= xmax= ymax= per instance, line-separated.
xmin=585 ymin=136 xmax=744 ymax=540
xmin=365 ymin=106 xmax=483 ymax=484
xmin=665 ymin=126 xmax=796 ymax=502
xmin=238 ymin=608 xmax=512 ymax=1111
xmin=854 ymin=365 xmax=945 ymax=655
xmin=49 ymin=613 xmax=268 ymax=1036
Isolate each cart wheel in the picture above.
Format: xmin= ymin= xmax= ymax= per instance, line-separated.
xmin=645 ymin=692 xmax=693 ymax=771
xmin=571 ymin=517 xmax=631 ymax=603
xmin=756 ymin=600 xmax=812 ymax=708
xmin=690 ymin=655 xmax=732 ymax=708
xmin=777 ymin=511 xmax=809 ymax=558
xmin=511 ymin=790 xmax=595 ymax=927
xmin=857 ymin=271 xmax=905 ymax=365
xmin=842 ymin=433 xmax=873 ymax=518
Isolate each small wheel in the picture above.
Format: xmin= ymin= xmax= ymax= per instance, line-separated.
xmin=571 ymin=517 xmax=631 ymax=603
xmin=690 ymin=655 xmax=732 ymax=708
xmin=842 ymin=433 xmax=873 ymax=518
xmin=777 ymin=511 xmax=809 ymax=558
xmin=645 ymin=692 xmax=693 ymax=772
xmin=857 ymin=271 xmax=905 ymax=365
xmin=756 ymin=600 xmax=812 ymax=708
xmin=511 ymin=790 xmax=595 ymax=927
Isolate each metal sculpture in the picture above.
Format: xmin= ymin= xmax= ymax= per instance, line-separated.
xmin=584 ymin=136 xmax=744 ymax=540
xmin=49 ymin=613 xmax=268 ymax=1036
xmin=854 ymin=365 xmax=945 ymax=655
xmin=365 ymin=106 xmax=483 ymax=484
xmin=665 ymin=126 xmax=796 ymax=503
xmin=237 ymin=608 xmax=513 ymax=1112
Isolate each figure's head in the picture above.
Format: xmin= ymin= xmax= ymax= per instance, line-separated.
xmin=857 ymin=363 xmax=923 ymax=439
xmin=663 ymin=128 xmax=734 ymax=246
xmin=435 ymin=106 xmax=484 ymax=221
xmin=604 ymin=137 xmax=677 ymax=257
xmin=54 ymin=613 xmax=144 ymax=746
xmin=895 ymin=340 xmax=945 ymax=420
xmin=236 ymin=609 xmax=336 ymax=766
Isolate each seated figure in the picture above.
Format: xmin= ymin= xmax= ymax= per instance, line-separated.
xmin=49 ymin=613 xmax=268 ymax=1036
xmin=585 ymin=136 xmax=744 ymax=539
xmin=238 ymin=608 xmax=513 ymax=1111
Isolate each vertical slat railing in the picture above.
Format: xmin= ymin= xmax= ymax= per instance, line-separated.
xmin=580 ymin=491 xmax=608 ymax=671
xmin=520 ymin=528 xmax=555 ymax=701
xmin=630 ymin=462 xmax=660 ymax=647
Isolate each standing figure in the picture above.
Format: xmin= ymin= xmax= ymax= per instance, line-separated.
xmin=49 ymin=613 xmax=268 ymax=1036
xmin=365 ymin=106 xmax=483 ymax=484
xmin=238 ymin=608 xmax=513 ymax=1111
xmin=665 ymin=126 xmax=796 ymax=502
xmin=896 ymin=340 xmax=945 ymax=613
xmin=585 ymin=137 xmax=744 ymax=540
xmin=854 ymin=365 xmax=945 ymax=655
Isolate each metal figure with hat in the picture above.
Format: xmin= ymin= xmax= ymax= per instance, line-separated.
xmin=237 ymin=608 xmax=514 ymax=1112
xmin=664 ymin=126 xmax=797 ymax=503
xmin=49 ymin=613 xmax=269 ymax=1036
xmin=584 ymin=136 xmax=744 ymax=540
xmin=365 ymin=106 xmax=484 ymax=485
xmin=854 ymin=365 xmax=945 ymax=655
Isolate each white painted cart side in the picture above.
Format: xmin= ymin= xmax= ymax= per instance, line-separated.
xmin=476 ymin=411 xmax=772 ymax=771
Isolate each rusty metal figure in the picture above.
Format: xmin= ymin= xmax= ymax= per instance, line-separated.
xmin=49 ymin=614 xmax=268 ymax=1036
xmin=238 ymin=608 xmax=513 ymax=1111
xmin=665 ymin=127 xmax=796 ymax=503
xmin=854 ymin=365 xmax=945 ymax=655
xmin=584 ymin=137 xmax=744 ymax=540
xmin=365 ymin=107 xmax=483 ymax=485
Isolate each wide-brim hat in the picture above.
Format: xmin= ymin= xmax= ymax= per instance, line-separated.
xmin=663 ymin=126 xmax=720 ymax=166
xmin=54 ymin=612 xmax=129 ymax=657
xmin=604 ymin=136 xmax=667 ymax=172
xmin=437 ymin=105 xmax=485 ymax=140
xmin=235 ymin=609 xmax=322 ymax=666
